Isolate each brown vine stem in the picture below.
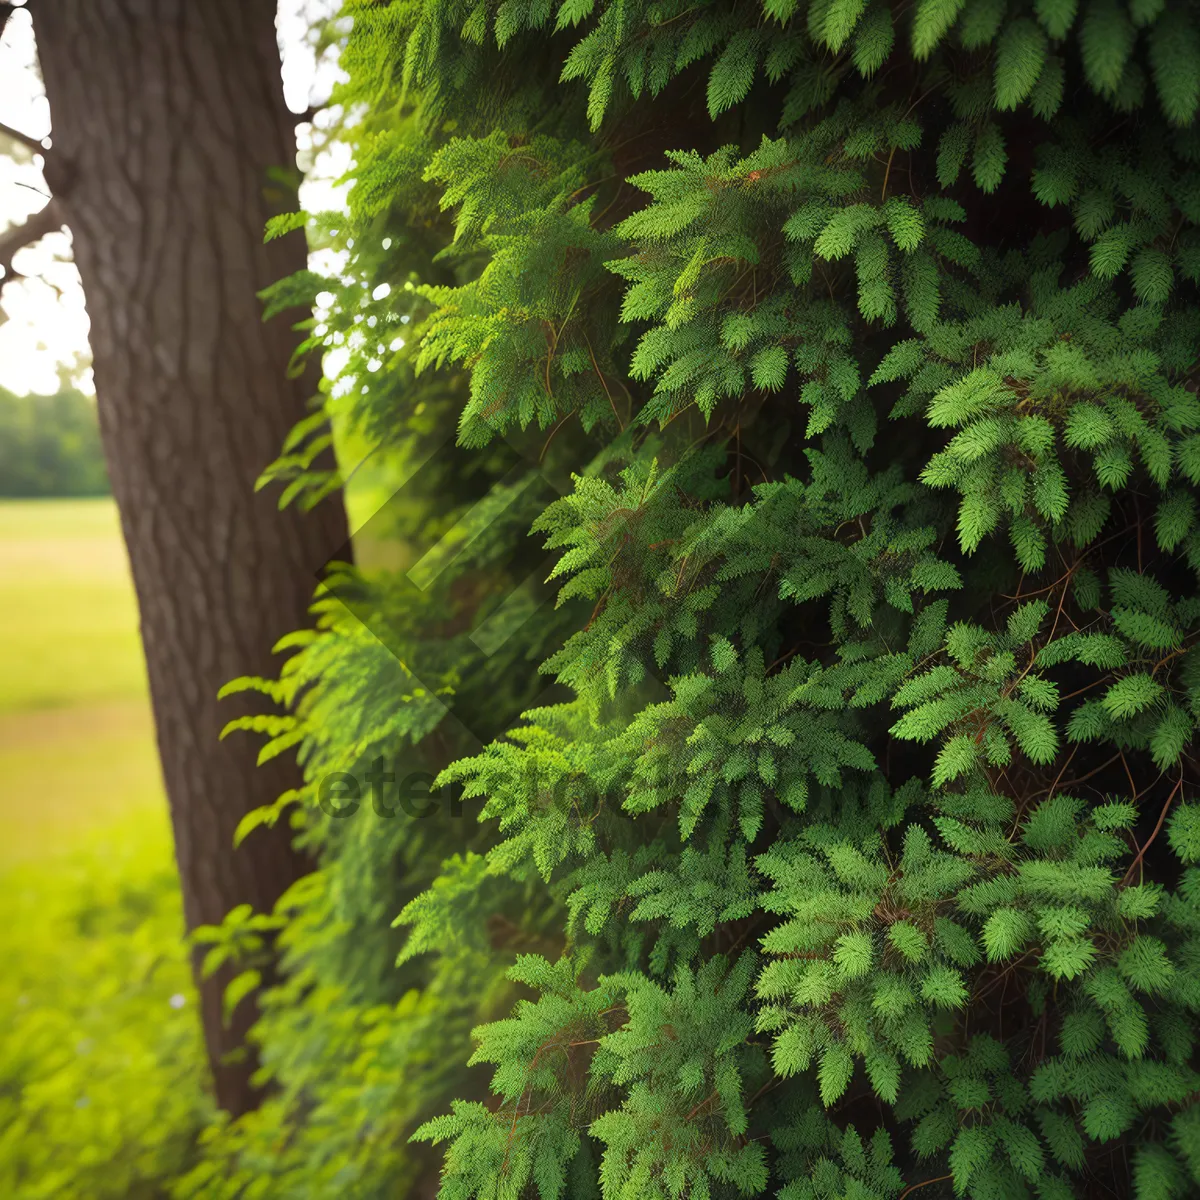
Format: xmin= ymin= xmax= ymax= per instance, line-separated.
xmin=684 ymin=1089 xmax=719 ymax=1122
xmin=744 ymin=1076 xmax=781 ymax=1111
xmin=1120 ymin=775 xmax=1185 ymax=888
xmin=998 ymin=565 xmax=1074 ymax=601
xmin=898 ymin=1173 xmax=953 ymax=1199
xmin=1152 ymin=646 xmax=1191 ymax=677
xmin=1118 ymin=750 xmax=1144 ymax=805
xmin=583 ymin=330 xmax=624 ymax=431
xmin=1056 ymin=678 xmax=1108 ymax=703
xmin=880 ymin=146 xmax=898 ymax=204
xmin=1043 ymin=744 xmax=1078 ymax=802
xmin=972 ymin=949 xmax=1035 ymax=1005
xmin=1040 ymin=751 xmax=1122 ymax=798
xmin=539 ymin=409 xmax=576 ymax=462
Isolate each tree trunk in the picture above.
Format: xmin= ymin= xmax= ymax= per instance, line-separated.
xmin=29 ymin=0 xmax=350 ymax=1116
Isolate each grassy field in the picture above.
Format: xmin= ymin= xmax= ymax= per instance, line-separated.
xmin=0 ymin=498 xmax=167 ymax=868
xmin=0 ymin=501 xmax=211 ymax=1198
xmin=0 ymin=499 xmax=150 ymax=713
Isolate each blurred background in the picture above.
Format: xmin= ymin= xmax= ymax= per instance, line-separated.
xmin=0 ymin=2 xmax=362 ymax=1190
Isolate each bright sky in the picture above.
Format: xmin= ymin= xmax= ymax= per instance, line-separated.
xmin=0 ymin=0 xmax=350 ymax=397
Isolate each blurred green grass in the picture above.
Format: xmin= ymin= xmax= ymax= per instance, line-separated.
xmin=0 ymin=809 xmax=211 ymax=1199
xmin=0 ymin=701 xmax=165 ymax=868
xmin=0 ymin=498 xmax=149 ymax=715
xmin=0 ymin=497 xmax=210 ymax=1196
xmin=0 ymin=497 xmax=162 ymax=867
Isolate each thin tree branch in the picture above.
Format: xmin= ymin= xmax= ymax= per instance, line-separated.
xmin=0 ymin=198 xmax=65 ymax=285
xmin=0 ymin=119 xmax=44 ymax=156
xmin=1120 ymin=774 xmax=1185 ymax=888
xmin=898 ymin=1175 xmax=954 ymax=1200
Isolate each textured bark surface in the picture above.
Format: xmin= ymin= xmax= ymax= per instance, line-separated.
xmin=30 ymin=0 xmax=350 ymax=1116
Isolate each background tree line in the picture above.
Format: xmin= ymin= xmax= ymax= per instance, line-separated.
xmin=0 ymin=384 xmax=108 ymax=497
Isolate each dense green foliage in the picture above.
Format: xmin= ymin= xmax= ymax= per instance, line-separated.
xmin=190 ymin=1 xmax=1200 ymax=1197
xmin=0 ymin=386 xmax=109 ymax=497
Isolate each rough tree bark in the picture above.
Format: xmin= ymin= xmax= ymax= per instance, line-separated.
xmin=27 ymin=0 xmax=350 ymax=1116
